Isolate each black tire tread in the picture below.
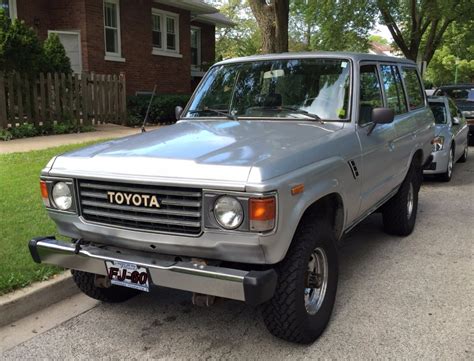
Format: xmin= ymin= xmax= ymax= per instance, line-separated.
xmin=261 ymin=220 xmax=337 ymax=344
xmin=71 ymin=270 xmax=139 ymax=303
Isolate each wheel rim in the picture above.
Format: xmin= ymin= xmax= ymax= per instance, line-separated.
xmin=447 ymin=151 xmax=453 ymax=177
xmin=407 ymin=182 xmax=414 ymax=220
xmin=304 ymin=247 xmax=328 ymax=315
xmin=464 ymin=147 xmax=468 ymax=159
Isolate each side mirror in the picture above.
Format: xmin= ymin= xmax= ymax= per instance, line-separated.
xmin=175 ymin=106 xmax=184 ymax=120
xmin=452 ymin=116 xmax=460 ymax=125
xmin=372 ymin=107 xmax=395 ymax=124
xmin=367 ymin=107 xmax=394 ymax=135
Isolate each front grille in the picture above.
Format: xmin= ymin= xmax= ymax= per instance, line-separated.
xmin=78 ymin=180 xmax=202 ymax=235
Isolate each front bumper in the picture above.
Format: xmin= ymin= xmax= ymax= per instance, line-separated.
xmin=29 ymin=237 xmax=277 ymax=306
xmin=423 ymin=149 xmax=450 ymax=175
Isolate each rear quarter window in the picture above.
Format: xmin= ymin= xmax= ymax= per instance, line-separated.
xmin=402 ymin=67 xmax=425 ymax=110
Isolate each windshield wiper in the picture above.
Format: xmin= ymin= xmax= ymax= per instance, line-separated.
xmin=279 ymin=106 xmax=323 ymax=122
xmin=189 ymin=108 xmax=238 ymax=121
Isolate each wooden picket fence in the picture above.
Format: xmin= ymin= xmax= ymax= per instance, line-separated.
xmin=0 ymin=72 xmax=127 ymax=129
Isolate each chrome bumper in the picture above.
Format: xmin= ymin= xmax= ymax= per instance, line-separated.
xmin=29 ymin=237 xmax=277 ymax=306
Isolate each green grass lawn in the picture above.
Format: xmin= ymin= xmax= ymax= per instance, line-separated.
xmin=0 ymin=140 xmax=108 ymax=295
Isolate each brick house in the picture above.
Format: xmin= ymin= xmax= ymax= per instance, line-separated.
xmin=1 ymin=0 xmax=233 ymax=95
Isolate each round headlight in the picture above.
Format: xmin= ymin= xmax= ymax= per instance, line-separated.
xmin=52 ymin=182 xmax=73 ymax=210
xmin=214 ymin=196 xmax=244 ymax=229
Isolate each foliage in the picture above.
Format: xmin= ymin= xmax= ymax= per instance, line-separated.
xmin=41 ymin=33 xmax=72 ymax=74
xmin=0 ymin=119 xmax=95 ymax=141
xmin=369 ymin=34 xmax=390 ymax=45
xmin=0 ymin=11 xmax=72 ymax=75
xmin=127 ymin=94 xmax=191 ymax=126
xmin=0 ymin=140 xmax=108 ymax=294
xmin=290 ymin=0 xmax=377 ymax=52
xmin=208 ymin=0 xmax=262 ymax=59
xmin=425 ymin=20 xmax=474 ymax=85
xmin=376 ymin=0 xmax=474 ymax=65
xmin=0 ymin=10 xmax=43 ymax=75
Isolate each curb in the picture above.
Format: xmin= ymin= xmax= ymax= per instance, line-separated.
xmin=0 ymin=272 xmax=79 ymax=327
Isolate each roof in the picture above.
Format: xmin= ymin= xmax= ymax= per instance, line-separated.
xmin=154 ymin=0 xmax=234 ymax=26
xmin=194 ymin=12 xmax=236 ymax=27
xmin=427 ymin=96 xmax=447 ymax=103
xmin=215 ymin=51 xmax=415 ymax=66
xmin=369 ymin=41 xmax=396 ymax=57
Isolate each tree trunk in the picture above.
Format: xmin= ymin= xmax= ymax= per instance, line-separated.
xmin=249 ymin=0 xmax=289 ymax=53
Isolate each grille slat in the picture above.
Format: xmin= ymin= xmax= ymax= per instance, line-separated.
xmin=78 ymin=180 xmax=202 ymax=235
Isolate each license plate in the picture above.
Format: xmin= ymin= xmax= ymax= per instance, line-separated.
xmin=105 ymin=260 xmax=150 ymax=292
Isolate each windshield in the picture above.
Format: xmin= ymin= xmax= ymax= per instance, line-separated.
xmin=439 ymin=88 xmax=474 ymax=101
xmin=429 ymin=102 xmax=447 ymax=124
xmin=185 ymin=58 xmax=351 ymax=121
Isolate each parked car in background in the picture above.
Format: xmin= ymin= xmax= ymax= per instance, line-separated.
xmin=424 ymin=96 xmax=469 ymax=181
xmin=434 ymin=84 xmax=474 ymax=144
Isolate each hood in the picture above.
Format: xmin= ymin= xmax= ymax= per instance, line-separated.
xmin=49 ymin=120 xmax=344 ymax=187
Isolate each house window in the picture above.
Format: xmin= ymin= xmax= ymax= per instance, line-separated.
xmin=152 ymin=9 xmax=180 ymax=57
xmin=1 ymin=0 xmax=17 ymax=19
xmin=104 ymin=0 xmax=122 ymax=59
xmin=191 ymin=27 xmax=201 ymax=69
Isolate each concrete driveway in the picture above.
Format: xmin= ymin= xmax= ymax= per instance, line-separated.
xmin=2 ymin=149 xmax=473 ymax=360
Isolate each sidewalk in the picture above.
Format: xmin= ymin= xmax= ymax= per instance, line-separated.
xmin=0 ymin=124 xmax=160 ymax=154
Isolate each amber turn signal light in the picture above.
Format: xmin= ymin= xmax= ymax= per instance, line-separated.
xmin=249 ymin=197 xmax=276 ymax=232
xmin=40 ymin=180 xmax=50 ymax=207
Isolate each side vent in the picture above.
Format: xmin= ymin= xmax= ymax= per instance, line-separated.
xmin=348 ymin=160 xmax=359 ymax=179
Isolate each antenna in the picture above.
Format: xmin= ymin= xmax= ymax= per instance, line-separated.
xmin=141 ymin=85 xmax=157 ymax=133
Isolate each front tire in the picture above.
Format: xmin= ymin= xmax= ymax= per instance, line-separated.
xmin=382 ymin=165 xmax=419 ymax=236
xmin=72 ymin=270 xmax=140 ymax=303
xmin=262 ymin=220 xmax=338 ymax=344
xmin=439 ymin=147 xmax=454 ymax=182
xmin=458 ymin=143 xmax=468 ymax=163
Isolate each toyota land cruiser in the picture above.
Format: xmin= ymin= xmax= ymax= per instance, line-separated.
xmin=29 ymin=52 xmax=434 ymax=344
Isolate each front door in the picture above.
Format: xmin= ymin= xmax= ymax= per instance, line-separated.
xmin=49 ymin=31 xmax=82 ymax=74
xmin=356 ymin=63 xmax=399 ymax=215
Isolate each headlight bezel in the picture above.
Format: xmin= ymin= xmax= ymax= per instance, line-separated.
xmin=40 ymin=177 xmax=77 ymax=213
xmin=203 ymin=190 xmax=277 ymax=234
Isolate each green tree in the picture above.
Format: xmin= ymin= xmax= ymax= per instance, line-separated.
xmin=425 ymin=20 xmax=474 ymax=85
xmin=41 ymin=33 xmax=72 ymax=74
xmin=376 ymin=0 xmax=474 ymax=66
xmin=290 ymin=0 xmax=377 ymax=52
xmin=210 ymin=0 xmax=261 ymax=59
xmin=0 ymin=10 xmax=42 ymax=74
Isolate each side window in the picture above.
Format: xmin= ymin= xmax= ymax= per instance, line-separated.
xmin=402 ymin=67 xmax=425 ymax=110
xmin=448 ymin=99 xmax=463 ymax=125
xmin=359 ymin=64 xmax=383 ymax=125
xmin=380 ymin=65 xmax=408 ymax=115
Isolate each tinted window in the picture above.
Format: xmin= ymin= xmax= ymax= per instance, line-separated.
xmin=380 ymin=65 xmax=407 ymax=115
xmin=429 ymin=102 xmax=447 ymax=124
xmin=402 ymin=67 xmax=425 ymax=110
xmin=359 ymin=65 xmax=383 ymax=125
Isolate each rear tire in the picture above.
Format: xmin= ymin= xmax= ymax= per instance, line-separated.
xmin=71 ymin=270 xmax=140 ymax=303
xmin=262 ymin=219 xmax=338 ymax=344
xmin=382 ymin=165 xmax=419 ymax=236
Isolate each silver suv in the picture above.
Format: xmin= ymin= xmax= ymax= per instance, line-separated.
xmin=29 ymin=52 xmax=434 ymax=344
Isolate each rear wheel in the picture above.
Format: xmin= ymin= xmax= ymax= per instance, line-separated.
xmin=439 ymin=147 xmax=454 ymax=182
xmin=71 ymin=270 xmax=140 ymax=303
xmin=382 ymin=165 xmax=419 ymax=236
xmin=262 ymin=220 xmax=338 ymax=344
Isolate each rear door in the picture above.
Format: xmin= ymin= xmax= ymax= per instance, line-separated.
xmin=356 ymin=63 xmax=399 ymax=214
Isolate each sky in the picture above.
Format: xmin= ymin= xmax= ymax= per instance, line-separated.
xmin=372 ymin=23 xmax=393 ymax=42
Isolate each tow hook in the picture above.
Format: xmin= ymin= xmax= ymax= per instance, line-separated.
xmin=190 ymin=258 xmax=217 ymax=307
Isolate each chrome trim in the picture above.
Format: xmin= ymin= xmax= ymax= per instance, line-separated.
xmin=34 ymin=239 xmax=248 ymax=301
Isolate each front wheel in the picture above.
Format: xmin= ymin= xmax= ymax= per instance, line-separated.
xmin=439 ymin=147 xmax=454 ymax=182
xmin=458 ymin=143 xmax=468 ymax=163
xmin=382 ymin=165 xmax=419 ymax=236
xmin=262 ymin=220 xmax=338 ymax=344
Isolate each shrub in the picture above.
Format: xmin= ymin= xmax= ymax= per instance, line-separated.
xmin=127 ymin=94 xmax=191 ymax=126
xmin=9 ymin=123 xmax=38 ymax=138
xmin=41 ymin=33 xmax=72 ymax=74
xmin=0 ymin=11 xmax=43 ymax=75
xmin=0 ymin=121 xmax=95 ymax=141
